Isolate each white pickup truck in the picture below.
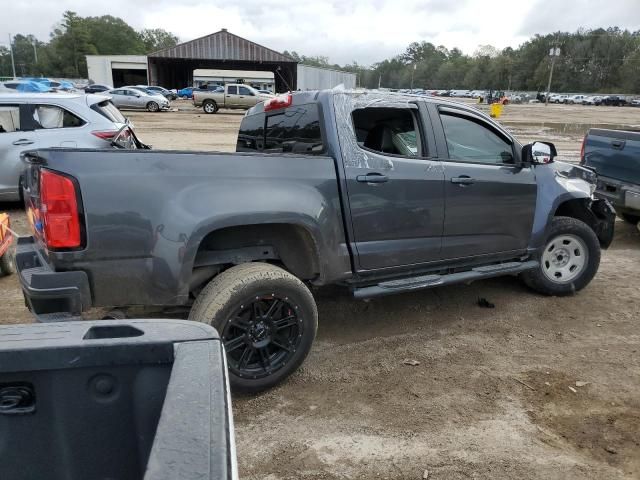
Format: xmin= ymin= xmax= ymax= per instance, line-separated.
xmin=192 ymin=84 xmax=274 ymax=113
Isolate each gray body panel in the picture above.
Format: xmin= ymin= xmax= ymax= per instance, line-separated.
xmin=582 ymin=128 xmax=640 ymax=215
xmin=19 ymin=90 xmax=604 ymax=311
xmin=24 ymin=148 xmax=351 ymax=307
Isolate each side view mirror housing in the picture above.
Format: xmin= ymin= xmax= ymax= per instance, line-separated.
xmin=522 ymin=141 xmax=557 ymax=165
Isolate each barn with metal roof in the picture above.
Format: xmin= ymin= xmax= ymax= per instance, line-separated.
xmin=147 ymin=29 xmax=298 ymax=93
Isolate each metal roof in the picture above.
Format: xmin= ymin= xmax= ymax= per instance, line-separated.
xmin=149 ymin=30 xmax=296 ymax=63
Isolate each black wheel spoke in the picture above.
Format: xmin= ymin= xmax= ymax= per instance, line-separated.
xmin=252 ymin=301 xmax=265 ymax=319
xmin=271 ymin=335 xmax=292 ymax=352
xmin=229 ymin=316 xmax=251 ymax=332
xmin=224 ymin=335 xmax=246 ymax=353
xmin=237 ymin=346 xmax=254 ymax=369
xmin=257 ymin=347 xmax=272 ymax=371
xmin=264 ymin=298 xmax=282 ymax=320
xmin=273 ymin=315 xmax=297 ymax=331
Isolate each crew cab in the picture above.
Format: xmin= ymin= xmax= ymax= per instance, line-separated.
xmin=581 ymin=128 xmax=640 ymax=224
xmin=16 ymin=90 xmax=615 ymax=392
xmin=192 ymin=84 xmax=273 ymax=113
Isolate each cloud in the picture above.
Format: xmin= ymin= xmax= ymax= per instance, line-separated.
xmin=1 ymin=0 xmax=637 ymax=65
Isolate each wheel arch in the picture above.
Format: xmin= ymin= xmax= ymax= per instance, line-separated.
xmin=187 ymin=222 xmax=323 ymax=293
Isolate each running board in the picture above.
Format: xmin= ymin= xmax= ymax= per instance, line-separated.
xmin=353 ymin=260 xmax=538 ymax=299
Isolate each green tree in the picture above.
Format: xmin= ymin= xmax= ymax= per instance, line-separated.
xmin=140 ymin=28 xmax=179 ymax=53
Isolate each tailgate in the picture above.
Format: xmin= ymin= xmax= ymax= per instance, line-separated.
xmin=584 ymin=129 xmax=640 ymax=185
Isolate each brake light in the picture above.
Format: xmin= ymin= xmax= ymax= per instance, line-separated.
xmin=264 ymin=93 xmax=292 ymax=112
xmin=39 ymin=170 xmax=82 ymax=249
xmin=91 ymin=130 xmax=119 ymax=141
xmin=579 ymin=135 xmax=586 ymax=164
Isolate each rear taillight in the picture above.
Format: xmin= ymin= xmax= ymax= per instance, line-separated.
xmin=264 ymin=93 xmax=292 ymax=112
xmin=579 ymin=135 xmax=586 ymax=165
xmin=39 ymin=169 xmax=82 ymax=249
xmin=91 ymin=130 xmax=118 ymax=140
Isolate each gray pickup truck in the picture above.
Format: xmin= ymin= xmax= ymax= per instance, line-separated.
xmin=581 ymin=128 xmax=640 ymax=224
xmin=16 ymin=90 xmax=615 ymax=392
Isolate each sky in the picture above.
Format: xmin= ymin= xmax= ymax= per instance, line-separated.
xmin=1 ymin=0 xmax=639 ymax=65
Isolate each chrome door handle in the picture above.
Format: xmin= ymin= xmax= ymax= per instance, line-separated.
xmin=12 ymin=139 xmax=34 ymax=146
xmin=451 ymin=176 xmax=475 ymax=185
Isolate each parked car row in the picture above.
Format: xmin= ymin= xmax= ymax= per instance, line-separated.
xmin=1 ymin=79 xmax=77 ymax=93
xmin=546 ymin=93 xmax=634 ymax=106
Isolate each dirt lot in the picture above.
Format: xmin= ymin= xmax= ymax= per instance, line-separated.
xmin=1 ymin=100 xmax=639 ymax=479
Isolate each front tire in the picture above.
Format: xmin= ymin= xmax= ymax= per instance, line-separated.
xmin=521 ymin=216 xmax=600 ymax=296
xmin=146 ymin=101 xmax=159 ymax=112
xmin=203 ymin=100 xmax=218 ymax=114
xmin=189 ymin=263 xmax=318 ymax=392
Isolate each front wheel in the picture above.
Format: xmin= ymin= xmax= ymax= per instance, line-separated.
xmin=189 ymin=263 xmax=318 ymax=392
xmin=203 ymin=100 xmax=218 ymax=114
xmin=146 ymin=101 xmax=159 ymax=112
xmin=521 ymin=216 xmax=601 ymax=296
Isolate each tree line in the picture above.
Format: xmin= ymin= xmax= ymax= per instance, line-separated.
xmin=0 ymin=11 xmax=178 ymax=79
xmin=290 ymin=27 xmax=640 ymax=94
xmin=2 ymin=13 xmax=639 ymax=94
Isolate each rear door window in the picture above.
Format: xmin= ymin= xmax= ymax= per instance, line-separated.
xmin=236 ymin=112 xmax=265 ymax=152
xmin=33 ymin=105 xmax=86 ymax=129
xmin=352 ymin=107 xmax=424 ymax=157
xmin=227 ymin=86 xmax=238 ymax=95
xmin=0 ymin=105 xmax=20 ymax=133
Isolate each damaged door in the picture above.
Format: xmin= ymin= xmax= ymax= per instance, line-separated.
xmin=340 ymin=102 xmax=445 ymax=271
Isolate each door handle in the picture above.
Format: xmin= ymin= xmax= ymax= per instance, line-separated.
xmin=451 ymin=176 xmax=475 ymax=185
xmin=12 ymin=139 xmax=34 ymax=146
xmin=611 ymin=140 xmax=625 ymax=150
xmin=356 ymin=173 xmax=389 ymax=184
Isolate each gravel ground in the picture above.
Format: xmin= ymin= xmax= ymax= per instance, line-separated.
xmin=1 ymin=100 xmax=639 ymax=479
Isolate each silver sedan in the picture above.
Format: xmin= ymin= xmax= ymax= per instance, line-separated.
xmin=106 ymin=87 xmax=170 ymax=112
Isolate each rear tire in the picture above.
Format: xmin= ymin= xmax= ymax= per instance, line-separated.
xmin=189 ymin=263 xmax=318 ymax=392
xmin=621 ymin=213 xmax=640 ymax=224
xmin=146 ymin=101 xmax=159 ymax=112
xmin=203 ymin=100 xmax=218 ymax=114
xmin=521 ymin=216 xmax=600 ymax=296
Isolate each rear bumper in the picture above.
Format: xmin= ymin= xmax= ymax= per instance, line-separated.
xmin=595 ymin=176 xmax=640 ymax=215
xmin=15 ymin=237 xmax=92 ymax=318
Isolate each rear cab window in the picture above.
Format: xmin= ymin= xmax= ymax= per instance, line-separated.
xmin=237 ymin=102 xmax=324 ymax=155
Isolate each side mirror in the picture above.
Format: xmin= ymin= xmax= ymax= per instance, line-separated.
xmin=135 ymin=94 xmax=141 ymax=98
xmin=522 ymin=141 xmax=557 ymax=164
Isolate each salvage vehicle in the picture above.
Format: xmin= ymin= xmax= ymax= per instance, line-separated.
xmin=193 ymin=84 xmax=273 ymax=114
xmin=0 ymin=93 xmax=136 ymax=201
xmin=106 ymin=87 xmax=170 ymax=112
xmin=16 ymin=90 xmax=615 ymax=392
xmin=581 ymin=128 xmax=640 ymax=223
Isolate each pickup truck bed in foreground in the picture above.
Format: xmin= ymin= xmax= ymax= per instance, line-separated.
xmin=17 ymin=90 xmax=615 ymax=391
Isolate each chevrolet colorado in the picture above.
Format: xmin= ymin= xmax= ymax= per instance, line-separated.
xmin=16 ymin=90 xmax=615 ymax=391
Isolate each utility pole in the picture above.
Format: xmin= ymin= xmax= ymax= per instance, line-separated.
xmin=378 ymin=73 xmax=381 ymax=89
xmin=545 ymin=44 xmax=560 ymax=106
xmin=32 ymin=39 xmax=38 ymax=64
xmin=8 ymin=34 xmax=17 ymax=79
xmin=410 ymin=63 xmax=416 ymax=90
